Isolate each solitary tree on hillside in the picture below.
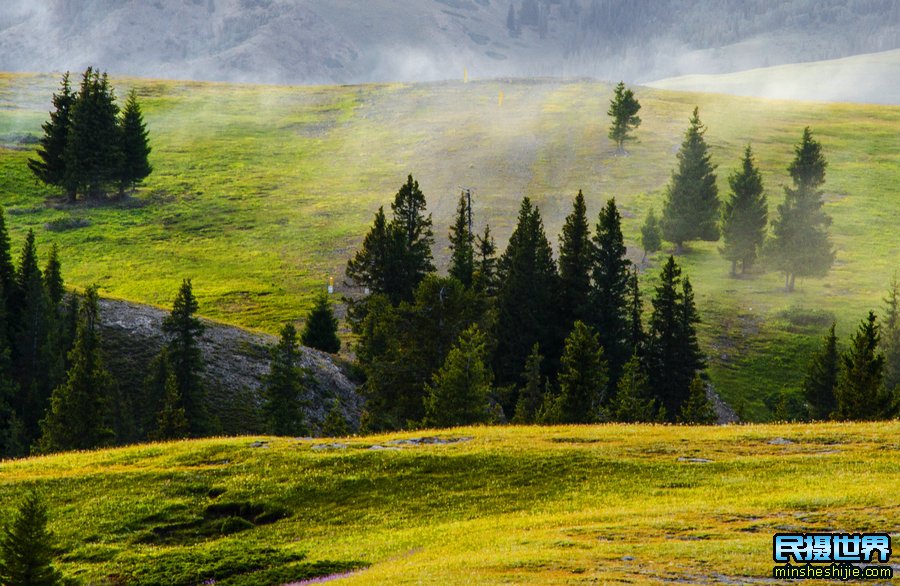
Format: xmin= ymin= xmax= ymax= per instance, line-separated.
xmin=118 ymin=88 xmax=152 ymax=197
xmin=767 ymin=127 xmax=833 ymax=291
xmin=720 ymin=145 xmax=768 ymax=275
xmin=640 ymin=207 xmax=662 ymax=261
xmin=557 ymin=321 xmax=608 ymax=423
xmin=607 ymin=81 xmax=642 ymax=153
xmin=28 ymin=72 xmax=76 ymax=201
xmin=0 ymin=491 xmax=63 ymax=586
xmin=802 ymin=322 xmax=839 ymax=420
xmin=834 ymin=312 xmax=885 ymax=420
xmin=162 ymin=279 xmax=206 ymax=434
xmin=424 ymin=324 xmax=493 ymax=428
xmin=448 ymin=192 xmax=475 ymax=288
xmin=661 ymin=107 xmax=720 ymax=251
xmin=558 ymin=190 xmax=592 ymax=328
xmin=263 ymin=323 xmax=310 ymax=436
xmin=301 ymin=291 xmax=341 ymax=354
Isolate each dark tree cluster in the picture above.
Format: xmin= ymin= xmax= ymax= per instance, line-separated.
xmin=346 ymin=175 xmax=715 ymax=431
xmin=29 ymin=68 xmax=152 ymax=202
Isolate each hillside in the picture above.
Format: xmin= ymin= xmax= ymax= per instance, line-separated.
xmin=648 ymin=49 xmax=900 ymax=105
xmin=0 ymin=0 xmax=897 ymax=85
xmin=0 ymin=422 xmax=897 ymax=584
xmin=1 ymin=74 xmax=898 ymax=419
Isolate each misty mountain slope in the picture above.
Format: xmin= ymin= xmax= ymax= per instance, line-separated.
xmin=647 ymin=49 xmax=900 ymax=105
xmin=0 ymin=0 xmax=898 ymax=85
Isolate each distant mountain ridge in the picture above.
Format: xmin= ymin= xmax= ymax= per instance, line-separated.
xmin=0 ymin=0 xmax=898 ymax=85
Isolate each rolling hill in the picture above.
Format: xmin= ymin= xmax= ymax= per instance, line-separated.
xmin=0 ymin=422 xmax=897 ymax=584
xmin=0 ymin=73 xmax=898 ymax=419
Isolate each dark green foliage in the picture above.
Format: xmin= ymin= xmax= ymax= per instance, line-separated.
xmin=802 ymin=322 xmax=839 ymax=420
xmin=424 ymin=324 xmax=493 ymax=427
xmin=661 ymin=107 xmax=720 ymax=250
xmin=0 ymin=280 xmax=22 ymax=458
xmin=263 ymin=323 xmax=310 ymax=436
xmin=162 ymin=279 xmax=207 ymax=435
xmin=301 ymin=291 xmax=341 ymax=354
xmin=767 ymin=127 xmax=833 ymax=291
xmin=591 ymin=197 xmax=632 ymax=387
xmin=882 ymin=276 xmax=900 ymax=398
xmin=448 ymin=193 xmax=475 ymax=288
xmin=647 ymin=257 xmax=705 ymax=420
xmin=512 ymin=343 xmax=545 ymax=424
xmin=834 ymin=311 xmax=885 ymax=420
xmin=0 ymin=491 xmax=63 ymax=586
xmin=607 ymin=81 xmax=642 ymax=152
xmin=345 ymin=206 xmax=394 ymax=298
xmin=625 ymin=268 xmax=644 ymax=356
xmin=609 ymin=354 xmax=663 ymax=423
xmin=677 ymin=375 xmax=717 ymax=424
xmin=118 ymin=88 xmax=153 ymax=196
xmin=558 ymin=190 xmax=592 ymax=328
xmin=28 ymin=72 xmax=76 ymax=200
xmin=720 ymin=145 xmax=768 ymax=275
xmin=640 ymin=207 xmax=662 ymax=259
xmin=64 ymin=68 xmax=122 ymax=199
xmin=142 ymin=347 xmax=173 ymax=436
xmin=321 ymin=398 xmax=349 ymax=437
xmin=473 ymin=224 xmax=498 ymax=296
xmin=556 ymin=321 xmax=608 ymax=423
xmin=494 ymin=198 xmax=559 ymax=395
xmin=153 ymin=372 xmax=189 ymax=441
xmin=38 ymin=286 xmax=114 ymax=453
xmin=42 ymin=244 xmax=64 ymax=307
xmin=0 ymin=209 xmax=15 ymax=318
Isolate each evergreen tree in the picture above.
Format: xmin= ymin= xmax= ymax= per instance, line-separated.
xmin=301 ymin=291 xmax=341 ymax=354
xmin=43 ymin=244 xmax=65 ymax=307
xmin=424 ymin=324 xmax=493 ymax=427
xmin=720 ymin=145 xmax=768 ymax=275
xmin=346 ymin=206 xmax=395 ymax=299
xmin=661 ymin=107 xmax=720 ymax=251
xmin=882 ymin=275 xmax=900 ymax=396
xmin=558 ymin=190 xmax=592 ymax=328
xmin=625 ymin=268 xmax=644 ymax=356
xmin=162 ymin=279 xmax=207 ymax=435
xmin=0 ymin=281 xmax=23 ymax=458
xmin=494 ymin=198 xmax=560 ymax=396
xmin=0 ymin=208 xmax=15 ymax=318
xmin=591 ymin=197 xmax=632 ymax=387
xmin=64 ymin=68 xmax=122 ymax=199
xmin=647 ymin=256 xmax=704 ymax=419
xmin=473 ymin=224 xmax=498 ymax=296
xmin=640 ymin=207 xmax=662 ymax=261
xmin=802 ymin=322 xmax=839 ymax=420
xmin=607 ymin=81 xmax=642 ymax=153
xmin=152 ymin=372 xmax=189 ymax=441
xmin=143 ymin=347 xmax=174 ymax=436
xmin=677 ymin=374 xmax=717 ymax=424
xmin=0 ymin=491 xmax=63 ymax=586
xmin=767 ymin=127 xmax=833 ymax=291
xmin=512 ymin=343 xmax=545 ymax=424
xmin=448 ymin=193 xmax=475 ymax=288
xmin=609 ymin=354 xmax=662 ymax=423
xmin=389 ymin=174 xmax=435 ymax=303
xmin=38 ymin=286 xmax=114 ymax=453
xmin=834 ymin=311 xmax=885 ymax=420
xmin=263 ymin=323 xmax=309 ymax=436
xmin=28 ymin=72 xmax=76 ymax=202
xmin=321 ymin=398 xmax=350 ymax=437
xmin=557 ymin=321 xmax=608 ymax=423
xmin=117 ymin=88 xmax=152 ymax=197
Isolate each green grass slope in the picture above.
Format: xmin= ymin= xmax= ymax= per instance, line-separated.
xmin=1 ymin=423 xmax=897 ymax=584
xmin=1 ymin=73 xmax=898 ymax=418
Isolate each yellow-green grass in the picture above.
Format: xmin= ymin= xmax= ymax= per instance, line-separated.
xmin=1 ymin=73 xmax=898 ymax=418
xmin=1 ymin=422 xmax=897 ymax=584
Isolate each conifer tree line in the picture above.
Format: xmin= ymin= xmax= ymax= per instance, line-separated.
xmin=0 ymin=206 xmax=347 ymax=456
xmin=29 ymin=68 xmax=152 ymax=202
xmin=346 ymin=175 xmax=716 ymax=431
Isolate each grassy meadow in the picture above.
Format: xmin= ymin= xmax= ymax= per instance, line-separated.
xmin=0 ymin=422 xmax=897 ymax=584
xmin=0 ymin=72 xmax=898 ymax=418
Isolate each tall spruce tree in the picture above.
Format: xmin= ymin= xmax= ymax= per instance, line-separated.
xmin=389 ymin=174 xmax=435 ymax=302
xmin=424 ymin=324 xmax=493 ymax=428
xmin=346 ymin=206 xmax=394 ymax=299
xmin=767 ymin=127 xmax=833 ymax=291
xmin=558 ymin=190 xmax=592 ymax=328
xmin=474 ymin=224 xmax=498 ymax=296
xmin=162 ymin=279 xmax=207 ymax=435
xmin=494 ymin=198 xmax=560 ymax=395
xmin=591 ymin=197 xmax=632 ymax=387
xmin=38 ymin=286 xmax=114 ymax=453
xmin=647 ymin=256 xmax=704 ymax=419
xmin=28 ymin=72 xmax=76 ymax=202
xmin=557 ymin=321 xmax=608 ymax=423
xmin=42 ymin=244 xmax=64 ymax=307
xmin=661 ymin=107 xmax=720 ymax=251
xmin=301 ymin=291 xmax=341 ymax=354
xmin=117 ymin=88 xmax=152 ymax=196
xmin=625 ymin=268 xmax=644 ymax=356
xmin=263 ymin=323 xmax=310 ymax=436
xmin=802 ymin=322 xmax=839 ymax=420
xmin=448 ymin=193 xmax=475 ymax=288
xmin=607 ymin=81 xmax=642 ymax=153
xmin=720 ymin=145 xmax=768 ymax=275
xmin=512 ymin=343 xmax=545 ymax=424
xmin=640 ymin=207 xmax=662 ymax=261
xmin=834 ymin=312 xmax=885 ymax=420
xmin=0 ymin=491 xmax=63 ymax=586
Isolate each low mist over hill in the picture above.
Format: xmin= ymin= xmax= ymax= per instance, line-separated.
xmin=1 ymin=0 xmax=898 ymax=85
